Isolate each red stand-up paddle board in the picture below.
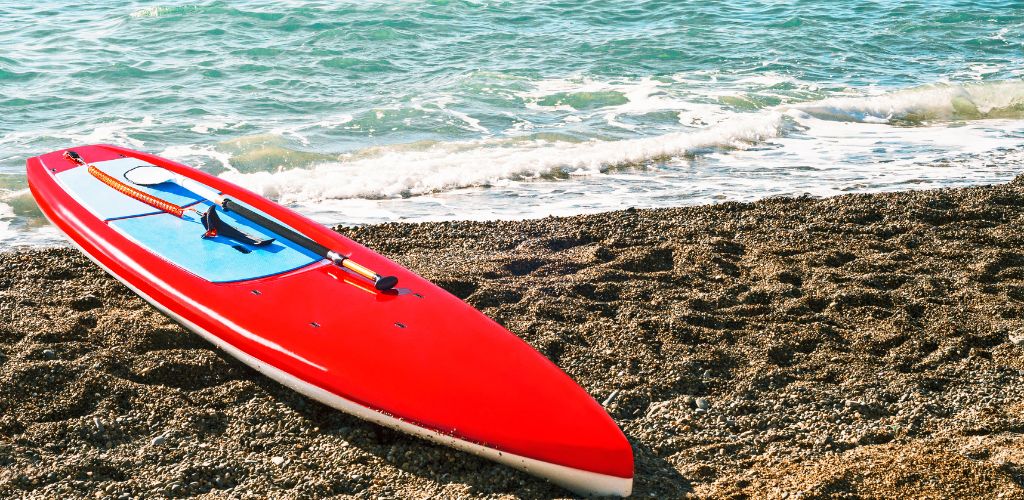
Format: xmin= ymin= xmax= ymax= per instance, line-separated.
xmin=26 ymin=144 xmax=633 ymax=496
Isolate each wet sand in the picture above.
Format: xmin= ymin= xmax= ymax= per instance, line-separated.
xmin=2 ymin=178 xmax=1024 ymax=498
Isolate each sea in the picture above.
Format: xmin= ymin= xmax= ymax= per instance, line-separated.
xmin=1 ymin=1 xmax=1022 ymax=246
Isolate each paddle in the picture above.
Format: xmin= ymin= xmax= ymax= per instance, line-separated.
xmin=122 ymin=165 xmax=399 ymax=291
xmin=64 ymin=151 xmax=398 ymax=291
xmin=66 ymin=150 xmax=273 ymax=246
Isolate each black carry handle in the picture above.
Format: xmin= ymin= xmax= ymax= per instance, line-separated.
xmin=222 ymin=199 xmax=399 ymax=291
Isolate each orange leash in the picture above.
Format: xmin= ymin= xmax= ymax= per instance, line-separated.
xmin=63 ymin=149 xmax=398 ymax=290
xmin=86 ymin=164 xmax=187 ymax=218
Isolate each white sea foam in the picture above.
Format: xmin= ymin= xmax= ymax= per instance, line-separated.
xmin=0 ymin=191 xmax=64 ymax=248
xmin=421 ymin=97 xmax=491 ymax=134
xmin=191 ymin=119 xmax=235 ymax=134
xmin=207 ymin=79 xmax=1024 ymax=224
xmin=222 ymin=111 xmax=785 ymax=202
xmin=66 ymin=116 xmax=154 ymax=148
xmin=539 ymin=77 xmax=711 ymax=131
xmin=130 ymin=6 xmax=166 ymax=18
xmin=6 ymin=79 xmax=1021 ymax=243
xmin=129 ymin=6 xmax=200 ymax=19
xmin=158 ymin=143 xmax=238 ymax=174
xmin=735 ymin=74 xmax=798 ymax=86
xmin=788 ymin=81 xmax=1024 ymax=123
xmin=313 ymin=114 xmax=354 ymax=129
xmin=521 ymin=75 xmax=719 ymax=124
xmin=224 ymin=79 xmax=1024 ymax=202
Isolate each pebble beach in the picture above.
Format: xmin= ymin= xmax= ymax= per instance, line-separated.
xmin=3 ymin=1 xmax=1024 ymax=498
xmin=3 ymin=177 xmax=1024 ymax=498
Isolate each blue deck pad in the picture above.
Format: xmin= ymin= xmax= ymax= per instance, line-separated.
xmin=110 ymin=201 xmax=322 ymax=283
xmin=56 ymin=159 xmax=207 ymax=220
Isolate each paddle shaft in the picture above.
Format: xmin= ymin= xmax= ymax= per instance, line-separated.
xmin=172 ymin=177 xmax=389 ymax=284
xmin=220 ymin=199 xmax=397 ymax=289
xmin=157 ymin=173 xmax=398 ymax=289
xmin=67 ymin=150 xmax=397 ymax=291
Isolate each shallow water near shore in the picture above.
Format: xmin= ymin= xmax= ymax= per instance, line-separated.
xmin=1 ymin=1 xmax=1023 ymax=246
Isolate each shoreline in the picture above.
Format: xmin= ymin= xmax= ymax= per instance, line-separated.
xmin=3 ymin=178 xmax=1024 ymax=497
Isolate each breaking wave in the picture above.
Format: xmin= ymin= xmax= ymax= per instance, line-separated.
xmin=220 ymin=112 xmax=785 ymax=202
xmin=217 ymin=80 xmax=1024 ymax=203
xmin=789 ymin=81 xmax=1024 ymax=124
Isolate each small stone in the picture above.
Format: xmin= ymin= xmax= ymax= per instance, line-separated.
xmin=93 ymin=417 xmax=104 ymax=433
xmin=271 ymin=456 xmax=285 ymax=466
xmin=151 ymin=434 xmax=166 ymax=446
xmin=602 ymin=390 xmax=620 ymax=407
xmin=696 ymin=397 xmax=710 ymax=410
xmin=42 ymin=349 xmax=55 ymax=359
xmin=1009 ymin=330 xmax=1024 ymax=346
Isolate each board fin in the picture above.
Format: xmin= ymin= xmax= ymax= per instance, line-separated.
xmin=200 ymin=206 xmax=275 ymax=247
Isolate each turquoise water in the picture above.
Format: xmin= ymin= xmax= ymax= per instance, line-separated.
xmin=1 ymin=1 xmax=1023 ymax=245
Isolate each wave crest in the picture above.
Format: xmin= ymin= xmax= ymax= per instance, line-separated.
xmin=130 ymin=5 xmax=202 ymax=19
xmin=205 ymin=80 xmax=1024 ymax=203
xmin=221 ymin=112 xmax=784 ymax=202
xmin=790 ymin=81 xmax=1024 ymax=124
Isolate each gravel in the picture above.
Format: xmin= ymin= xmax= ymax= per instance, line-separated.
xmin=3 ymin=177 xmax=1024 ymax=497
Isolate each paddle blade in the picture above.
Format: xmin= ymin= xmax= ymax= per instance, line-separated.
xmin=124 ymin=166 xmax=175 ymax=186
xmin=374 ymin=275 xmax=399 ymax=291
xmin=200 ymin=206 xmax=275 ymax=247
